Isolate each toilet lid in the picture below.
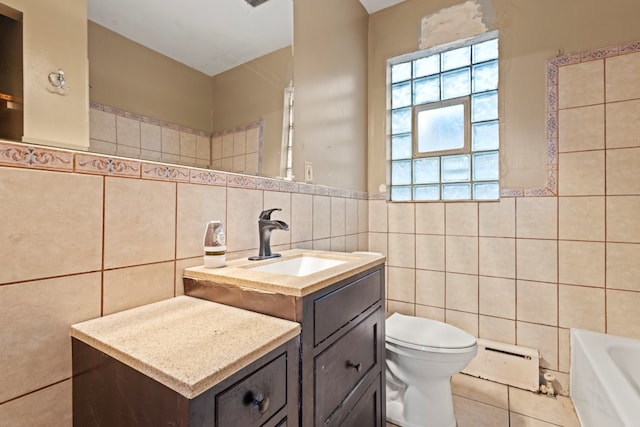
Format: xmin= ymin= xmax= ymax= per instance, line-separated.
xmin=386 ymin=313 xmax=476 ymax=351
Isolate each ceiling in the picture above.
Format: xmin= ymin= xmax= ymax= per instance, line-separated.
xmin=358 ymin=0 xmax=407 ymax=14
xmin=87 ymin=0 xmax=405 ymax=77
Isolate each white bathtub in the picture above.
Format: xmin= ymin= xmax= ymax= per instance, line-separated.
xmin=571 ymin=329 xmax=640 ymax=427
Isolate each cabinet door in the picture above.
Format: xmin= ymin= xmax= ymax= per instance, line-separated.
xmin=314 ymin=309 xmax=380 ymax=424
xmin=216 ymin=353 xmax=288 ymax=426
xmin=337 ymin=376 xmax=382 ymax=427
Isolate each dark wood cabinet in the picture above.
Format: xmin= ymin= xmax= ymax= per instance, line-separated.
xmin=302 ymin=267 xmax=385 ymax=427
xmin=0 ymin=5 xmax=23 ymax=141
xmin=313 ymin=308 xmax=381 ymax=425
xmin=185 ymin=262 xmax=386 ymax=426
xmin=72 ymin=336 xmax=299 ymax=427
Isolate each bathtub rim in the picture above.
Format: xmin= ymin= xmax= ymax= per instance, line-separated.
xmin=570 ymin=328 xmax=640 ymax=427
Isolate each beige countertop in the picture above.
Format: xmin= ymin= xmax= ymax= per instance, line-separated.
xmin=70 ymin=296 xmax=300 ymax=399
xmin=184 ymin=249 xmax=386 ymax=297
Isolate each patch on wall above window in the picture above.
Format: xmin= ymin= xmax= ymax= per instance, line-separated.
xmin=419 ymin=0 xmax=490 ymax=51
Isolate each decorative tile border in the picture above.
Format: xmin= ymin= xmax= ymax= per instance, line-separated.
xmin=211 ymin=120 xmax=263 ymax=138
xmin=352 ymin=191 xmax=369 ymax=200
xmin=75 ymin=153 xmax=140 ymax=177
xmin=580 ymin=46 xmax=619 ymax=62
xmin=0 ymin=142 xmax=73 ymax=172
xmin=546 ymin=62 xmax=559 ymax=86
xmin=524 ymin=187 xmax=555 ymax=197
xmin=619 ymin=40 xmax=640 ymax=54
xmin=499 ymin=188 xmax=524 ymax=198
xmin=226 ymin=174 xmax=257 ymax=189
xmin=298 ymin=183 xmax=317 ymax=195
xmin=256 ymin=178 xmax=281 ymax=191
xmin=189 ymin=169 xmax=227 ymax=186
xmin=86 ymin=103 xmax=362 ymax=197
xmin=141 ymin=162 xmax=190 ymax=182
xmin=279 ymin=180 xmax=299 ymax=193
xmin=501 ymin=38 xmax=640 ymax=198
xmin=91 ymin=102 xmax=210 ymax=137
xmin=369 ymin=192 xmax=388 ymax=200
xmin=315 ymin=186 xmax=330 ymax=196
xmin=549 ymin=53 xmax=581 ymax=68
xmin=142 ymin=116 xmax=165 ymax=127
xmin=0 ymin=139 xmax=360 ymax=198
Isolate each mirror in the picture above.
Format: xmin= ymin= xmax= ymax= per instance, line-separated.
xmin=87 ymin=0 xmax=293 ymax=178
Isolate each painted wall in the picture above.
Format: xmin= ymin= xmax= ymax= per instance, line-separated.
xmin=212 ymin=46 xmax=293 ymax=178
xmin=2 ymin=0 xmax=89 ymax=150
xmin=293 ymin=0 xmax=369 ymax=191
xmin=368 ymin=0 xmax=640 ymax=192
xmin=88 ymin=21 xmax=213 ymax=133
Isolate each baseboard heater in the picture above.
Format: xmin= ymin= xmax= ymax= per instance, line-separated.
xmin=462 ymin=338 xmax=540 ymax=392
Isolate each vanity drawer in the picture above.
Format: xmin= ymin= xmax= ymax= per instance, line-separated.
xmin=314 ymin=269 xmax=381 ymax=345
xmin=216 ymin=353 xmax=288 ymax=427
xmin=314 ymin=309 xmax=381 ymax=424
xmin=331 ymin=375 xmax=382 ymax=427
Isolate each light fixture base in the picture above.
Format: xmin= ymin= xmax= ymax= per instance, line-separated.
xmin=245 ymin=0 xmax=270 ymax=7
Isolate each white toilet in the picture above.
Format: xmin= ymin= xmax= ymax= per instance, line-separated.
xmin=385 ymin=313 xmax=478 ymax=427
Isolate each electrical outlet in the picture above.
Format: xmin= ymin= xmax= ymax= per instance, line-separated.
xmin=305 ymin=161 xmax=313 ymax=182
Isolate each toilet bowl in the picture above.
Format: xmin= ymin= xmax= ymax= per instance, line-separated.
xmin=385 ymin=313 xmax=478 ymax=427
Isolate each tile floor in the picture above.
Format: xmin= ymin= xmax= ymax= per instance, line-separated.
xmin=387 ymin=374 xmax=580 ymax=427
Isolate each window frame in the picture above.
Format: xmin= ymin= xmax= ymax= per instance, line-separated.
xmin=413 ymin=96 xmax=470 ymax=158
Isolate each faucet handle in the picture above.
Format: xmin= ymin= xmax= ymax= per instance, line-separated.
xmin=259 ymin=208 xmax=281 ymax=220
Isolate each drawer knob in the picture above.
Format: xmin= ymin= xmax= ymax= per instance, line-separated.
xmin=252 ymin=392 xmax=270 ymax=414
xmin=346 ymin=360 xmax=362 ymax=372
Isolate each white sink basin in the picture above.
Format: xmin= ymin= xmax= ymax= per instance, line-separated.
xmin=248 ymin=256 xmax=346 ymax=277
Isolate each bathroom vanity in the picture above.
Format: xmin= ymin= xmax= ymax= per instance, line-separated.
xmin=183 ymin=250 xmax=387 ymax=426
xmin=70 ymin=296 xmax=300 ymax=426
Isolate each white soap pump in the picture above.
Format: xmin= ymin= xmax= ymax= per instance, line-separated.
xmin=203 ymin=221 xmax=226 ymax=268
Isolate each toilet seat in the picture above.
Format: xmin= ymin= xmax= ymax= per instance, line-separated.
xmin=386 ymin=313 xmax=477 ymax=354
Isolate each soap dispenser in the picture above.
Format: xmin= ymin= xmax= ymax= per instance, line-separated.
xmin=203 ymin=221 xmax=226 ymax=268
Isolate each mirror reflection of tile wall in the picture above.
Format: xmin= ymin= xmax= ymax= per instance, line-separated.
xmin=211 ymin=122 xmax=262 ymax=176
xmin=89 ymin=103 xmax=262 ymax=176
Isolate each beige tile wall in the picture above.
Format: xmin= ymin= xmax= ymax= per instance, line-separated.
xmin=378 ymin=46 xmax=640 ymax=397
xmin=0 ymin=141 xmax=368 ymax=425
xmin=90 ymin=103 xmax=262 ymax=176
xmin=89 ymin=103 xmax=212 ymax=168
xmin=211 ymin=123 xmax=262 ymax=176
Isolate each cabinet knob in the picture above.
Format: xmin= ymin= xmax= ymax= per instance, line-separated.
xmin=252 ymin=392 xmax=270 ymax=414
xmin=346 ymin=360 xmax=362 ymax=372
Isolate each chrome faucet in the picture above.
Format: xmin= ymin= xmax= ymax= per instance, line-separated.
xmin=249 ymin=208 xmax=289 ymax=260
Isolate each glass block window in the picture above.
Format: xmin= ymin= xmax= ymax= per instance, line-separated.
xmin=280 ymin=85 xmax=294 ymax=180
xmin=389 ymin=35 xmax=499 ymax=201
